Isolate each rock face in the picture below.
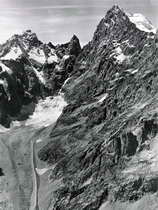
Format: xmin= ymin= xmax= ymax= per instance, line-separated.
xmin=0 ymin=30 xmax=81 ymax=127
xmin=38 ymin=6 xmax=158 ymax=210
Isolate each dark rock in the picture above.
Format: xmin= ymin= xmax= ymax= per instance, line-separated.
xmin=0 ymin=168 xmax=4 ymax=176
xmin=68 ymin=35 xmax=81 ymax=57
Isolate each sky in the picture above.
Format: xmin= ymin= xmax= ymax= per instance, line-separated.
xmin=0 ymin=0 xmax=158 ymax=45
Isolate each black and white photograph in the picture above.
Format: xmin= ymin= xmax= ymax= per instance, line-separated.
xmin=0 ymin=0 xmax=158 ymax=209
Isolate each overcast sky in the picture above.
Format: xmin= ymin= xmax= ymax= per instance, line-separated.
xmin=0 ymin=0 xmax=158 ymax=45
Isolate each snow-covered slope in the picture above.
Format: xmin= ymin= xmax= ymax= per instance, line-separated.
xmin=28 ymin=48 xmax=46 ymax=64
xmin=127 ymin=13 xmax=156 ymax=33
xmin=1 ymin=46 xmax=22 ymax=60
xmin=0 ymin=30 xmax=59 ymax=65
xmin=47 ymin=48 xmax=58 ymax=64
xmin=25 ymin=94 xmax=67 ymax=128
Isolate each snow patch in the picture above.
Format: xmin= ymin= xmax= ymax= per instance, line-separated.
xmin=99 ymin=201 xmax=109 ymax=210
xmin=47 ymin=55 xmax=58 ymax=64
xmin=35 ymin=168 xmax=49 ymax=176
xmin=47 ymin=49 xmax=58 ymax=64
xmin=82 ymin=177 xmax=93 ymax=187
xmin=125 ymin=68 xmax=139 ymax=74
xmin=0 ymin=62 xmax=12 ymax=75
xmin=123 ymin=133 xmax=158 ymax=176
xmin=63 ymin=55 xmax=70 ymax=60
xmin=32 ymin=66 xmax=46 ymax=85
xmin=11 ymin=121 xmax=26 ymax=127
xmin=1 ymin=46 xmax=22 ymax=60
xmin=36 ymin=139 xmax=43 ymax=143
xmin=29 ymin=47 xmax=58 ymax=64
xmin=132 ymin=126 xmax=142 ymax=136
xmin=29 ymin=48 xmax=46 ymax=64
xmin=62 ymin=77 xmax=70 ymax=88
xmin=0 ymin=125 xmax=10 ymax=133
xmin=21 ymin=41 xmax=29 ymax=51
xmin=128 ymin=13 xmax=156 ymax=33
xmin=116 ymin=53 xmax=127 ymax=63
xmin=114 ymin=47 xmax=129 ymax=63
xmin=111 ymin=47 xmax=129 ymax=64
xmin=0 ymin=79 xmax=5 ymax=85
xmin=98 ymin=93 xmax=108 ymax=103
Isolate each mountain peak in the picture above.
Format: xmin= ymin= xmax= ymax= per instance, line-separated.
xmin=106 ymin=5 xmax=126 ymax=18
xmin=92 ymin=5 xmax=129 ymax=43
xmin=92 ymin=5 xmax=156 ymax=44
xmin=6 ymin=30 xmax=42 ymax=49
xmin=68 ymin=34 xmax=81 ymax=56
xmin=21 ymin=30 xmax=40 ymax=41
xmin=0 ymin=30 xmax=43 ymax=60
xmin=70 ymin=34 xmax=80 ymax=42
xmin=108 ymin=5 xmax=123 ymax=13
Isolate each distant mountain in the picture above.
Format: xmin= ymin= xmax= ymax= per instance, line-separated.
xmin=0 ymin=30 xmax=81 ymax=127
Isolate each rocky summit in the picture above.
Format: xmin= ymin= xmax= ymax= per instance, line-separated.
xmin=1 ymin=5 xmax=158 ymax=210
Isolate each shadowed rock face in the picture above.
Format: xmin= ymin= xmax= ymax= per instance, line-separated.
xmin=38 ymin=6 xmax=158 ymax=210
xmin=0 ymin=168 xmax=4 ymax=176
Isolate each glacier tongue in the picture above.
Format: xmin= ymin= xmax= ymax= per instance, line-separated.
xmin=127 ymin=13 xmax=156 ymax=33
xmin=25 ymin=94 xmax=67 ymax=128
xmin=1 ymin=93 xmax=67 ymax=133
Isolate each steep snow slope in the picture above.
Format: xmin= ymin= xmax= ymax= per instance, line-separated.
xmin=25 ymin=94 xmax=67 ymax=128
xmin=128 ymin=13 xmax=156 ymax=33
xmin=28 ymin=48 xmax=46 ymax=64
xmin=1 ymin=46 xmax=22 ymax=60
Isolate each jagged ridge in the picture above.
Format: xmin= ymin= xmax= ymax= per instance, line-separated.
xmin=0 ymin=30 xmax=81 ymax=127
